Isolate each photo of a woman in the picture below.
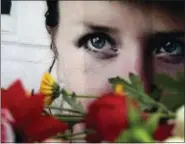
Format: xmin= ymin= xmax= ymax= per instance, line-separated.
xmin=1 ymin=1 xmax=184 ymax=143
xmin=46 ymin=1 xmax=184 ymax=107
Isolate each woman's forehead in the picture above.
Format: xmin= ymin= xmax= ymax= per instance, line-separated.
xmin=59 ymin=1 xmax=147 ymax=20
xmin=58 ymin=1 xmax=184 ymax=33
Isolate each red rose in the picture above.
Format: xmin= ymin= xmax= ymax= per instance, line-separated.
xmin=1 ymin=80 xmax=68 ymax=142
xmin=154 ymin=123 xmax=174 ymax=141
xmin=84 ymin=93 xmax=137 ymax=142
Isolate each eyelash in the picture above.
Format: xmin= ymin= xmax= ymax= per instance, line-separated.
xmin=76 ymin=32 xmax=117 ymax=59
xmin=76 ymin=32 xmax=184 ymax=64
xmin=152 ymin=39 xmax=184 ymax=64
xmin=77 ymin=32 xmax=116 ymax=47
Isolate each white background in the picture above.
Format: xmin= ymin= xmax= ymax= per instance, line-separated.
xmin=1 ymin=1 xmax=57 ymax=91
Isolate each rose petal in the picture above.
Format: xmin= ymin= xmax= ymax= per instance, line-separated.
xmin=2 ymin=80 xmax=27 ymax=109
xmin=85 ymin=93 xmax=131 ymax=142
xmin=24 ymin=116 xmax=68 ymax=142
xmin=1 ymin=115 xmax=15 ymax=143
xmin=154 ymin=123 xmax=174 ymax=141
xmin=11 ymin=94 xmax=44 ymax=129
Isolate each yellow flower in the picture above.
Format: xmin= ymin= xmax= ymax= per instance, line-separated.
xmin=115 ymin=84 xmax=124 ymax=95
xmin=40 ymin=72 xmax=60 ymax=105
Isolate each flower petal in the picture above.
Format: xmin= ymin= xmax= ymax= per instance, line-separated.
xmin=164 ymin=137 xmax=184 ymax=142
xmin=173 ymin=105 xmax=184 ymax=137
xmin=1 ymin=80 xmax=27 ymax=109
xmin=45 ymin=73 xmax=54 ymax=84
xmin=24 ymin=116 xmax=68 ymax=142
xmin=44 ymin=96 xmax=52 ymax=105
xmin=11 ymin=94 xmax=44 ymax=129
xmin=85 ymin=93 xmax=129 ymax=142
xmin=115 ymin=84 xmax=124 ymax=95
xmin=1 ymin=118 xmax=15 ymax=143
xmin=40 ymin=89 xmax=52 ymax=95
xmin=40 ymin=83 xmax=52 ymax=91
xmin=41 ymin=73 xmax=54 ymax=86
xmin=1 ymin=109 xmax=15 ymax=123
xmin=154 ymin=123 xmax=174 ymax=141
xmin=1 ymin=109 xmax=15 ymax=143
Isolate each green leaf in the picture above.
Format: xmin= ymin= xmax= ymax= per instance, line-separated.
xmin=155 ymin=72 xmax=185 ymax=112
xmin=128 ymin=103 xmax=142 ymax=127
xmin=115 ymin=129 xmax=133 ymax=142
xmin=109 ymin=74 xmax=177 ymax=116
xmin=175 ymin=72 xmax=184 ymax=91
xmin=61 ymin=89 xmax=85 ymax=113
xmin=116 ymin=127 xmax=154 ymax=142
xmin=109 ymin=75 xmax=156 ymax=110
xmin=139 ymin=103 xmax=154 ymax=112
xmin=145 ymin=113 xmax=161 ymax=134
xmin=71 ymin=92 xmax=77 ymax=101
xmin=131 ymin=127 xmax=154 ymax=142
xmin=160 ymin=91 xmax=184 ymax=112
xmin=155 ymin=73 xmax=180 ymax=92
xmin=150 ymin=86 xmax=161 ymax=101
xmin=55 ymin=114 xmax=84 ymax=124
xmin=129 ymin=73 xmax=145 ymax=92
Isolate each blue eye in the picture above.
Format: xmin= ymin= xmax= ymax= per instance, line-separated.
xmin=86 ymin=35 xmax=113 ymax=51
xmin=77 ymin=32 xmax=116 ymax=50
xmin=83 ymin=32 xmax=116 ymax=52
xmin=155 ymin=40 xmax=184 ymax=56
xmin=90 ymin=36 xmax=106 ymax=49
xmin=77 ymin=32 xmax=118 ymax=59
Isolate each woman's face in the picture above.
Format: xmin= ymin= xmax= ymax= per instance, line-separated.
xmin=55 ymin=1 xmax=184 ymax=97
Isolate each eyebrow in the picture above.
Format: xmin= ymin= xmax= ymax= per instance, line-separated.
xmin=84 ymin=23 xmax=119 ymax=33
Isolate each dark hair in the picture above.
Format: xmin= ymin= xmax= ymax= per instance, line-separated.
xmin=133 ymin=1 xmax=185 ymax=18
xmin=45 ymin=1 xmax=59 ymax=73
xmin=45 ymin=0 xmax=184 ymax=28
xmin=45 ymin=0 xmax=59 ymax=28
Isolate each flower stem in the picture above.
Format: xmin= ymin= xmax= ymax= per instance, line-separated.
xmin=66 ymin=137 xmax=85 ymax=141
xmin=147 ymin=97 xmax=176 ymax=118
xmin=55 ymin=114 xmax=84 ymax=123
xmin=75 ymin=95 xmax=98 ymax=99
xmin=55 ymin=114 xmax=84 ymax=117
xmin=45 ymin=106 xmax=85 ymax=115
xmin=48 ymin=108 xmax=52 ymax=115
xmin=156 ymin=102 xmax=176 ymax=118
xmin=60 ymin=89 xmax=98 ymax=99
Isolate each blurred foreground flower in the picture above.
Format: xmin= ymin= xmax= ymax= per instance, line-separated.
xmin=42 ymin=138 xmax=64 ymax=143
xmin=1 ymin=80 xmax=68 ymax=142
xmin=153 ymin=123 xmax=174 ymax=141
xmin=162 ymin=105 xmax=185 ymax=142
xmin=1 ymin=109 xmax=15 ymax=143
xmin=84 ymin=93 xmax=138 ymax=142
xmin=164 ymin=137 xmax=184 ymax=142
xmin=173 ymin=105 xmax=184 ymax=138
xmin=115 ymin=84 xmax=124 ymax=95
xmin=40 ymin=72 xmax=60 ymax=105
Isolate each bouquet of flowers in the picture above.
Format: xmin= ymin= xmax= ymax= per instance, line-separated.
xmin=1 ymin=72 xmax=184 ymax=143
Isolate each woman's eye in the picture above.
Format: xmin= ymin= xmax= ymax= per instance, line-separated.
xmin=87 ymin=36 xmax=109 ymax=50
xmin=153 ymin=39 xmax=184 ymax=63
xmin=77 ymin=32 xmax=118 ymax=59
xmin=154 ymin=40 xmax=184 ymax=56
